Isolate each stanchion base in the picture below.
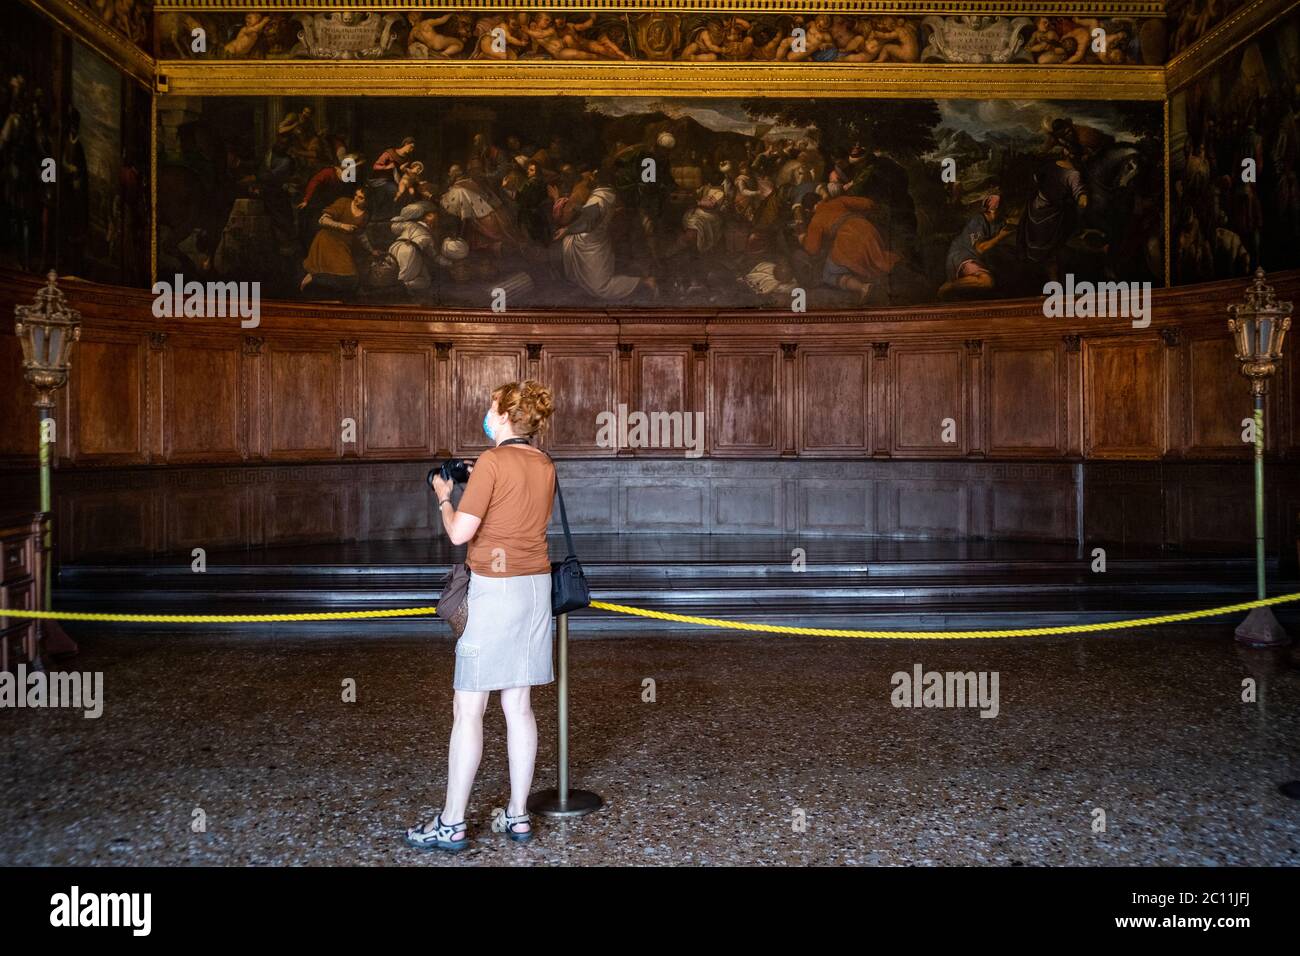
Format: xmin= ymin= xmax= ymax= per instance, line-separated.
xmin=1234 ymin=607 xmax=1291 ymax=647
xmin=528 ymin=788 xmax=603 ymax=818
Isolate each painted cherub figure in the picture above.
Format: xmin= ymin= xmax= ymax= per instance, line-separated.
xmin=870 ymin=16 xmax=920 ymax=63
xmin=721 ymin=18 xmax=756 ymax=61
xmin=394 ymin=160 xmax=426 ymax=205
xmin=682 ymin=20 xmax=728 ymax=60
xmin=555 ymin=14 xmax=632 ymax=60
xmin=776 ymin=14 xmax=836 ymax=61
xmin=406 ymin=13 xmax=465 ymax=58
xmin=1026 ymin=17 xmax=1067 ymax=64
xmin=471 ymin=14 xmax=528 ymax=59
xmin=224 ymin=13 xmax=271 ymax=58
xmin=524 ymin=13 xmax=597 ymax=59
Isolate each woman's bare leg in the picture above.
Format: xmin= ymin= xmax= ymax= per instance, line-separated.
xmin=442 ymin=689 xmax=488 ymax=824
xmin=500 ymin=686 xmax=537 ymax=832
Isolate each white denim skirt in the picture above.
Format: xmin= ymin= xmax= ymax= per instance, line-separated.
xmin=453 ymin=571 xmax=555 ymax=692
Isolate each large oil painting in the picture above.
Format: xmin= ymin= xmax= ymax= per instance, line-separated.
xmin=0 ymin=2 xmax=150 ymax=286
xmin=1170 ymin=10 xmax=1300 ymax=283
xmin=156 ymin=93 xmax=1164 ymax=312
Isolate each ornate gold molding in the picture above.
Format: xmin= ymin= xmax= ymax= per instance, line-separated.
xmin=18 ymin=0 xmax=155 ymax=90
xmin=157 ymin=59 xmax=1166 ymax=98
xmin=1166 ymin=0 xmax=1300 ymax=93
xmin=155 ymin=1 xmax=1168 ymax=14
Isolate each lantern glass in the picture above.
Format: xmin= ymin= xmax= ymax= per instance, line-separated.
xmin=47 ymin=327 xmax=64 ymax=368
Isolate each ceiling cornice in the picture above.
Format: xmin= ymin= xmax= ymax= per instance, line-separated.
xmin=11 ymin=0 xmax=1299 ymax=104
xmin=157 ymin=59 xmax=1167 ymax=99
xmin=18 ymin=0 xmax=155 ymax=91
xmin=1166 ymin=0 xmax=1300 ymax=93
xmin=154 ymin=1 xmax=1167 ymax=13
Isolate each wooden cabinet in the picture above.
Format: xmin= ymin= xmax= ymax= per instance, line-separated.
xmin=1 ymin=513 xmax=44 ymax=671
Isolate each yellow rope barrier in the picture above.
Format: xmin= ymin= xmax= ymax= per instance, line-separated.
xmin=2 ymin=592 xmax=1298 ymax=639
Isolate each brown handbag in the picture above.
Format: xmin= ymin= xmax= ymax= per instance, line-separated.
xmin=436 ymin=562 xmax=470 ymax=638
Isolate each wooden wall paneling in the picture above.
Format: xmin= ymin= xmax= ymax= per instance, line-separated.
xmin=709 ymin=347 xmax=780 ymax=456
xmin=1182 ymin=330 xmax=1252 ymax=458
xmin=340 ymin=339 xmax=360 ymax=459
xmin=242 ymin=335 xmax=264 ymax=459
xmin=453 ymin=347 xmax=525 ymax=455
xmin=1082 ymin=336 xmax=1167 ymax=459
xmin=891 ymin=345 xmax=965 ymax=457
xmin=0 ymin=332 xmax=40 ymax=462
xmin=67 ymin=332 xmax=147 ymax=465
xmin=871 ymin=342 xmax=890 ymax=457
xmin=543 ymin=347 xmax=617 ymax=456
xmin=781 ymin=343 xmax=798 ymax=457
xmin=1160 ymin=328 xmax=1187 ymax=457
xmin=434 ymin=341 xmax=453 ymax=457
xmin=616 ymin=343 xmax=635 ymax=458
xmin=797 ymin=348 xmax=869 ymax=457
xmin=144 ymin=332 xmax=166 ymax=461
xmin=262 ymin=341 xmax=341 ymax=459
xmin=358 ymin=345 xmax=432 ymax=458
xmin=691 ymin=343 xmax=710 ymax=458
xmin=964 ymin=340 xmax=986 ymax=457
xmin=1062 ymin=335 xmax=1084 ymax=457
xmin=635 ymin=347 xmax=692 ymax=459
xmin=985 ymin=341 xmax=1064 ymax=456
xmin=160 ymin=336 xmax=243 ymax=463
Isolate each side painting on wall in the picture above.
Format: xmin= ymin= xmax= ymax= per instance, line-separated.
xmin=1170 ymin=11 xmax=1300 ymax=284
xmin=0 ymin=2 xmax=150 ymax=286
xmin=157 ymin=94 xmax=1164 ymax=311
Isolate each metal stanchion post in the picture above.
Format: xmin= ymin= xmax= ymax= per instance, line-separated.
xmin=529 ymin=612 xmax=602 ymax=818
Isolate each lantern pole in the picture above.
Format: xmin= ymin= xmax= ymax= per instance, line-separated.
xmin=13 ymin=272 xmax=81 ymax=666
xmin=1228 ymin=269 xmax=1293 ymax=647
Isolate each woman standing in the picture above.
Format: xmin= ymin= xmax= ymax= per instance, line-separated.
xmin=408 ymin=380 xmax=557 ymax=851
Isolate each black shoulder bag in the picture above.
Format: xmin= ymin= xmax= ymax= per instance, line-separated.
xmin=549 ymin=467 xmax=591 ymax=615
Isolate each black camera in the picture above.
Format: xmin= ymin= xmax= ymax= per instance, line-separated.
xmin=428 ymin=458 xmax=471 ymax=488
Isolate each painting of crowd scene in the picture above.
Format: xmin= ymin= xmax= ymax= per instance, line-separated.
xmin=1167 ymin=0 xmax=1248 ymax=58
xmin=0 ymin=3 xmax=151 ymax=286
xmin=155 ymin=9 xmax=1167 ymax=65
xmin=1170 ymin=11 xmax=1300 ymax=284
xmin=77 ymin=0 xmax=153 ymax=49
xmin=155 ymin=94 xmax=1163 ymax=311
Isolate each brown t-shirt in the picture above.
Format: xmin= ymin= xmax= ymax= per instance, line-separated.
xmin=456 ymin=444 xmax=556 ymax=577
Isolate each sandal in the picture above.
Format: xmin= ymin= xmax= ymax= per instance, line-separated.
xmin=501 ymin=809 xmax=533 ymax=843
xmin=405 ymin=812 xmax=468 ymax=852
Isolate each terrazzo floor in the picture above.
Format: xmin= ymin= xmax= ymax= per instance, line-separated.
xmin=2 ymin=624 xmax=1299 ymax=866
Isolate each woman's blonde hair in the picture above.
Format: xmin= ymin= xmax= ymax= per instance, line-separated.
xmin=492 ymin=380 xmax=555 ymax=437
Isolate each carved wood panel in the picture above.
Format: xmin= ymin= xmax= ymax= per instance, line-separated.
xmin=359 ymin=348 xmax=432 ymax=457
xmin=892 ymin=346 xmax=965 ymax=456
xmin=265 ymin=345 xmax=340 ymax=458
xmin=798 ymin=350 xmax=869 ymax=456
xmin=162 ymin=341 xmax=242 ymax=462
xmin=1083 ymin=337 xmax=1167 ymax=459
xmin=1184 ymin=334 xmax=1252 ymax=457
xmin=68 ymin=337 xmax=146 ymax=464
xmin=710 ymin=349 xmax=779 ymax=456
xmin=986 ymin=344 xmax=1063 ymax=455
xmin=543 ymin=349 xmax=617 ymax=455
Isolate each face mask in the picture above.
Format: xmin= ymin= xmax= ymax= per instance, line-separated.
xmin=482 ymin=410 xmax=496 ymax=441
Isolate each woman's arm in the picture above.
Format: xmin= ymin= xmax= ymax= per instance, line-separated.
xmin=430 ymin=471 xmax=482 ymax=545
xmin=438 ymin=501 xmax=481 ymax=545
